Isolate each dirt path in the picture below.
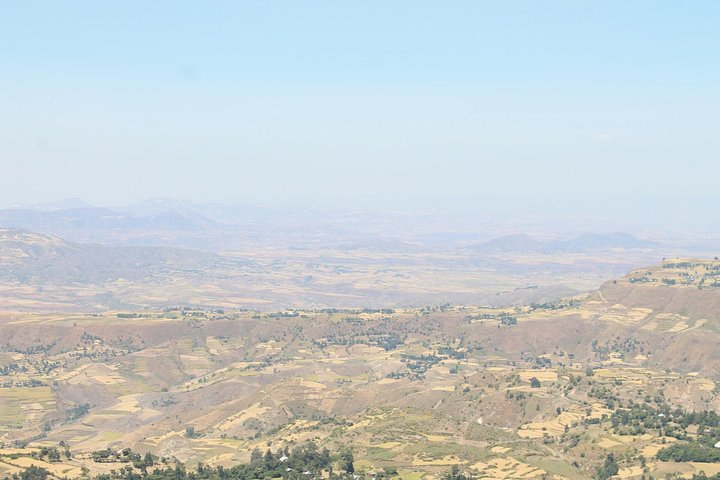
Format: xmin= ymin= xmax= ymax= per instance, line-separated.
xmin=598 ymin=291 xmax=608 ymax=304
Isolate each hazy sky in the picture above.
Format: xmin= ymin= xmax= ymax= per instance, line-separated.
xmin=1 ymin=1 xmax=718 ymax=207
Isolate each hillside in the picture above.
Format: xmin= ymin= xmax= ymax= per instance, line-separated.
xmin=0 ymin=228 xmax=229 ymax=284
xmin=0 ymin=207 xmax=226 ymax=250
xmin=0 ymin=260 xmax=719 ymax=480
xmin=0 ymin=226 xmax=670 ymax=313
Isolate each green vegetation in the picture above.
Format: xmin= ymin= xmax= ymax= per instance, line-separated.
xmin=656 ymin=443 xmax=720 ymax=463
xmin=65 ymin=403 xmax=90 ymax=421
xmin=609 ymin=403 xmax=720 ymax=441
xmin=596 ymin=453 xmax=619 ymax=480
xmin=20 ymin=443 xmax=350 ymax=480
xmin=691 ymin=474 xmax=720 ymax=480
xmin=18 ymin=465 xmax=48 ymax=480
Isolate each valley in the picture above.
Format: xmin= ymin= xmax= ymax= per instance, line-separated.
xmin=1 ymin=260 xmax=720 ymax=480
xmin=0 ymin=225 xmax=676 ymax=313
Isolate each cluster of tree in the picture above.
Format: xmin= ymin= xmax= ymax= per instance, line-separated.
xmin=629 ymin=276 xmax=655 ymax=283
xmin=442 ymin=465 xmax=471 ymax=480
xmin=597 ymin=453 xmax=619 ymax=480
xmin=373 ymin=334 xmax=404 ymax=351
xmin=600 ymin=403 xmax=720 ymax=463
xmin=677 ymin=410 xmax=720 ymax=429
xmin=529 ymin=356 xmax=551 ymax=368
xmin=656 ymin=442 xmax=720 ymax=463
xmin=15 ymin=464 xmax=48 ymax=480
xmin=591 ymin=337 xmax=644 ymax=362
xmin=528 ymin=299 xmax=580 ymax=311
xmin=588 ymin=385 xmax=618 ymax=404
xmin=463 ymin=312 xmax=515 ymax=323
xmin=691 ymin=473 xmax=720 ymax=480
xmin=266 ymin=311 xmax=300 ymax=318
xmin=309 ymin=308 xmax=393 ymax=315
xmin=400 ymin=353 xmax=441 ymax=377
xmin=499 ymin=316 xmax=517 ymax=326
xmin=65 ymin=403 xmax=90 ymax=421
xmin=436 ymin=346 xmax=466 ymax=359
xmin=8 ymin=343 xmax=56 ymax=355
xmin=29 ymin=445 xmax=70 ymax=463
xmin=91 ymin=448 xmax=157 ymax=469
xmin=0 ymin=379 xmax=46 ymax=389
xmin=359 ymin=308 xmax=395 ymax=315
xmin=0 ymin=362 xmax=27 ymax=376
xmin=314 ymin=333 xmax=405 ymax=352
xmin=664 ymin=262 xmax=697 ymax=269
xmin=78 ymin=443 xmax=351 ymax=480
xmin=419 ymin=304 xmax=453 ymax=314
xmin=609 ymin=403 xmax=719 ymax=442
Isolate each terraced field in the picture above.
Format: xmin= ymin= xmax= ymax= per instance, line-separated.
xmin=1 ymin=261 xmax=720 ymax=479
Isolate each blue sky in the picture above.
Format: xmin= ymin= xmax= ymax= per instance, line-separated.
xmin=0 ymin=1 xmax=718 ymax=207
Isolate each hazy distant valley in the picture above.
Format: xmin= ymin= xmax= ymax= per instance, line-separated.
xmin=0 ymin=199 xmax=711 ymax=313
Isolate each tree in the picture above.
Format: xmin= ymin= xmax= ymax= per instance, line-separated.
xmin=20 ymin=466 xmax=48 ymax=480
xmin=444 ymin=465 xmax=470 ymax=480
xmin=530 ymin=377 xmax=541 ymax=388
xmin=598 ymin=453 xmax=619 ymax=480
xmin=250 ymin=448 xmax=263 ymax=464
xmin=47 ymin=449 xmax=61 ymax=462
xmin=339 ymin=448 xmax=354 ymax=474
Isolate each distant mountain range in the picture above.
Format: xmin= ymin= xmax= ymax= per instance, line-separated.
xmin=0 ymin=227 xmax=232 ymax=284
xmin=0 ymin=199 xmax=665 ymax=254
xmin=0 ymin=203 xmax=233 ymax=250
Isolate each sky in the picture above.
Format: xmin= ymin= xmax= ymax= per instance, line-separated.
xmin=0 ymin=1 xmax=718 ymax=208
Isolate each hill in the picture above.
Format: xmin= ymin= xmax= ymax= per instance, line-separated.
xmin=0 ymin=228 xmax=226 ymax=284
xmin=0 ymin=227 xmax=657 ymax=313
xmin=0 ymin=260 xmax=719 ymax=480
xmin=0 ymin=207 xmax=226 ymax=250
